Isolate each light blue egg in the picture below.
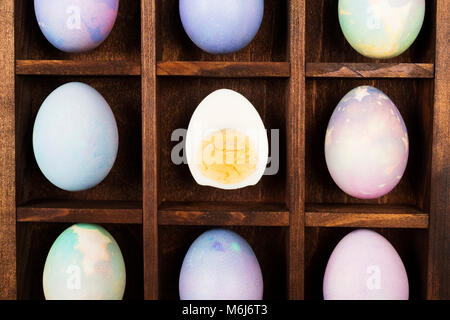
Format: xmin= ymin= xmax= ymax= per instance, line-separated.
xmin=179 ymin=0 xmax=264 ymax=54
xmin=33 ymin=82 xmax=119 ymax=192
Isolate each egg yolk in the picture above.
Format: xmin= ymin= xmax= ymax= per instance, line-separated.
xmin=197 ymin=129 xmax=258 ymax=185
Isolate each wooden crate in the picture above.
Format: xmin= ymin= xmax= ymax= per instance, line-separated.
xmin=0 ymin=0 xmax=447 ymax=300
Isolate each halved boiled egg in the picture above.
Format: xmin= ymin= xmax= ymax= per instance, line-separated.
xmin=186 ymin=89 xmax=268 ymax=190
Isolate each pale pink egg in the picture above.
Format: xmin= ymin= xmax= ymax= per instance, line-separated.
xmin=323 ymin=229 xmax=409 ymax=300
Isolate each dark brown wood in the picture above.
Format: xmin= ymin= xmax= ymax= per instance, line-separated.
xmin=287 ymin=0 xmax=305 ymax=300
xmin=157 ymin=61 xmax=290 ymax=77
xmin=2 ymin=0 xmax=447 ymax=301
xmin=16 ymin=60 xmax=141 ymax=76
xmin=159 ymin=201 xmax=289 ymax=226
xmin=306 ymin=204 xmax=429 ymax=228
xmin=0 ymin=0 xmax=16 ymax=300
xmin=306 ymin=63 xmax=434 ymax=78
xmin=142 ymin=0 xmax=159 ymax=300
xmin=17 ymin=200 xmax=142 ymax=224
xmin=427 ymin=0 xmax=449 ymax=300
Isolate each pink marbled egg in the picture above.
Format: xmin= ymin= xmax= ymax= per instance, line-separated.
xmin=34 ymin=0 xmax=119 ymax=53
xmin=325 ymin=86 xmax=409 ymax=199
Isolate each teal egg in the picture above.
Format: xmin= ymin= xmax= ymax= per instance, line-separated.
xmin=338 ymin=0 xmax=425 ymax=59
xmin=43 ymin=224 xmax=126 ymax=300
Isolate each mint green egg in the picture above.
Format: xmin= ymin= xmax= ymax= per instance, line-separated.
xmin=43 ymin=224 xmax=126 ymax=300
xmin=338 ymin=0 xmax=425 ymax=59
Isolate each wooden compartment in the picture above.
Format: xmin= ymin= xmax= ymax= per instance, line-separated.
xmin=158 ymin=226 xmax=288 ymax=300
xmin=15 ymin=76 xmax=142 ymax=205
xmin=17 ymin=222 xmax=143 ymax=300
xmin=14 ymin=76 xmax=142 ymax=224
xmin=305 ymin=78 xmax=433 ymax=211
xmin=157 ymin=77 xmax=287 ymax=207
xmin=304 ymin=227 xmax=428 ymax=300
xmin=156 ymin=0 xmax=288 ymax=62
xmin=15 ymin=0 xmax=141 ymax=62
xmin=305 ymin=0 xmax=436 ymax=63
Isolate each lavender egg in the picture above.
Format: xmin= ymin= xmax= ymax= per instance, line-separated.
xmin=179 ymin=229 xmax=263 ymax=300
xmin=179 ymin=0 xmax=264 ymax=54
xmin=33 ymin=82 xmax=118 ymax=192
xmin=325 ymin=86 xmax=409 ymax=199
xmin=323 ymin=229 xmax=409 ymax=300
xmin=34 ymin=0 xmax=119 ymax=53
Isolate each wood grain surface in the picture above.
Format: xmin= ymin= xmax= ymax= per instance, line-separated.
xmin=287 ymin=0 xmax=306 ymax=300
xmin=306 ymin=204 xmax=429 ymax=228
xmin=306 ymin=63 xmax=434 ymax=78
xmin=157 ymin=61 xmax=290 ymax=77
xmin=427 ymin=0 xmax=449 ymax=300
xmin=0 ymin=0 xmax=15 ymax=300
xmin=17 ymin=200 xmax=142 ymax=224
xmin=142 ymin=0 xmax=159 ymax=300
xmin=158 ymin=201 xmax=289 ymax=226
xmin=16 ymin=60 xmax=141 ymax=76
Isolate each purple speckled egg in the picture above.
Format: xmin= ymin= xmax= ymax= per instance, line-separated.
xmin=325 ymin=86 xmax=409 ymax=199
xmin=179 ymin=229 xmax=263 ymax=300
xmin=179 ymin=0 xmax=264 ymax=54
xmin=323 ymin=229 xmax=409 ymax=300
xmin=34 ymin=0 xmax=119 ymax=53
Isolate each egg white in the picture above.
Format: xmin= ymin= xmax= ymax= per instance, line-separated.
xmin=185 ymin=89 xmax=268 ymax=190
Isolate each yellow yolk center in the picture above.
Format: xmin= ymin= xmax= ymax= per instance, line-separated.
xmin=197 ymin=129 xmax=258 ymax=185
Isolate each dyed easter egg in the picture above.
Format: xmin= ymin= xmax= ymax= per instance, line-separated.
xmin=179 ymin=229 xmax=263 ymax=300
xmin=179 ymin=0 xmax=264 ymax=54
xmin=33 ymin=82 xmax=119 ymax=192
xmin=43 ymin=224 xmax=126 ymax=300
xmin=338 ymin=0 xmax=425 ymax=59
xmin=325 ymin=86 xmax=408 ymax=199
xmin=323 ymin=229 xmax=409 ymax=300
xmin=34 ymin=0 xmax=119 ymax=53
